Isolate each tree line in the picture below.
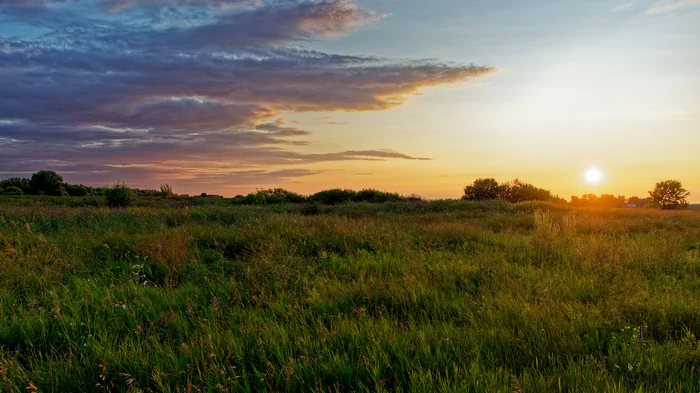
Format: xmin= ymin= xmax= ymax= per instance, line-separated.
xmin=462 ymin=178 xmax=691 ymax=210
xmin=0 ymin=171 xmax=174 ymax=198
xmin=0 ymin=171 xmax=692 ymax=210
xmin=0 ymin=171 xmax=412 ymax=207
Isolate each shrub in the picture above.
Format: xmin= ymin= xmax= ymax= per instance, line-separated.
xmin=300 ymin=203 xmax=322 ymax=216
xmin=234 ymin=188 xmax=306 ymax=205
xmin=309 ymin=189 xmax=357 ymax=205
xmin=354 ymin=189 xmax=406 ymax=203
xmin=0 ymin=177 xmax=30 ymax=194
xmin=160 ymin=183 xmax=174 ymax=197
xmin=1 ymin=186 xmax=24 ymax=195
xmin=65 ymin=184 xmax=89 ymax=197
xmin=105 ymin=182 xmax=134 ymax=207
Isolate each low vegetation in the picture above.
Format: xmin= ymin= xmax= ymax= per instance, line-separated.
xmin=1 ymin=200 xmax=699 ymax=392
xmin=2 ymin=171 xmax=692 ymax=211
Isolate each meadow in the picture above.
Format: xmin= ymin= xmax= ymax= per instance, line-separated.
xmin=0 ymin=198 xmax=699 ymax=392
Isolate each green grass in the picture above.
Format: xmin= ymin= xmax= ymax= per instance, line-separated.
xmin=1 ymin=201 xmax=700 ymax=392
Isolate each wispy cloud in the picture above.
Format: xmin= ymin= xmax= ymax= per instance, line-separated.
xmin=611 ymin=2 xmax=634 ymax=12
xmin=645 ymin=0 xmax=700 ymax=14
xmin=0 ymin=0 xmax=494 ymax=190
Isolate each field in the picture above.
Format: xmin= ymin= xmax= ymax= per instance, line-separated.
xmin=1 ymin=199 xmax=700 ymax=392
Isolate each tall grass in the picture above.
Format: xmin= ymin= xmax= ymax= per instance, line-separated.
xmin=0 ymin=203 xmax=699 ymax=391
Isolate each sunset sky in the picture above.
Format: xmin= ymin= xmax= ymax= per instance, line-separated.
xmin=1 ymin=0 xmax=698 ymax=200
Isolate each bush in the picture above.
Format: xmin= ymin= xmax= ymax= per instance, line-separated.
xmin=0 ymin=177 xmax=30 ymax=194
xmin=1 ymin=186 xmax=24 ymax=195
xmin=354 ymin=189 xmax=406 ymax=203
xmin=65 ymin=184 xmax=89 ymax=197
xmin=233 ymin=188 xmax=306 ymax=205
xmin=300 ymin=203 xmax=322 ymax=216
xmin=160 ymin=183 xmax=174 ymax=197
xmin=308 ymin=189 xmax=357 ymax=205
xmin=105 ymin=182 xmax=134 ymax=207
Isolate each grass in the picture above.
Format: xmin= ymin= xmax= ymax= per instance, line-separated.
xmin=1 ymin=200 xmax=700 ymax=392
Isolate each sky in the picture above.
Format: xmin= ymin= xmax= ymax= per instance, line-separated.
xmin=0 ymin=0 xmax=698 ymax=200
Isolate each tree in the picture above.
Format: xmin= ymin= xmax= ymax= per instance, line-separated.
xmin=500 ymin=178 xmax=554 ymax=203
xmin=29 ymin=170 xmax=65 ymax=196
xmin=0 ymin=177 xmax=30 ymax=194
xmin=628 ymin=196 xmax=650 ymax=207
xmin=462 ymin=178 xmax=502 ymax=201
xmin=65 ymin=184 xmax=89 ymax=197
xmin=160 ymin=183 xmax=174 ymax=197
xmin=105 ymin=182 xmax=134 ymax=208
xmin=649 ymin=180 xmax=690 ymax=210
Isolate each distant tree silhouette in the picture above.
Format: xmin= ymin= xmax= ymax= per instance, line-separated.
xmin=463 ymin=178 xmax=556 ymax=202
xmin=649 ymin=180 xmax=690 ymax=210
xmin=354 ymin=189 xmax=405 ymax=203
xmin=64 ymin=184 xmax=89 ymax=197
xmin=569 ymin=194 xmax=626 ymax=208
xmin=233 ymin=188 xmax=307 ymax=205
xmin=627 ymin=196 xmax=650 ymax=207
xmin=29 ymin=170 xmax=66 ymax=196
xmin=500 ymin=178 xmax=553 ymax=203
xmin=308 ymin=189 xmax=356 ymax=205
xmin=0 ymin=177 xmax=30 ymax=194
xmin=160 ymin=184 xmax=174 ymax=197
xmin=462 ymin=178 xmax=502 ymax=201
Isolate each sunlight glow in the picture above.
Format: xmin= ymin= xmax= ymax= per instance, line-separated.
xmin=584 ymin=168 xmax=603 ymax=184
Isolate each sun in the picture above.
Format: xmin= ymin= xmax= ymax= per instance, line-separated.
xmin=584 ymin=168 xmax=603 ymax=184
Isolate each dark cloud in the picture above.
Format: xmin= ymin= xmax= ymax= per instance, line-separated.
xmin=100 ymin=0 xmax=256 ymax=13
xmin=0 ymin=0 xmax=69 ymax=3
xmin=0 ymin=0 xmax=494 ymax=192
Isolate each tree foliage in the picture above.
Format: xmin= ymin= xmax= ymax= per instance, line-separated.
xmin=0 ymin=177 xmax=30 ymax=194
xmin=500 ymin=179 xmax=555 ymax=203
xmin=569 ymin=194 xmax=627 ymax=208
xmin=64 ymin=184 xmax=89 ymax=197
xmin=462 ymin=178 xmax=502 ymax=201
xmin=160 ymin=184 xmax=174 ymax=197
xmin=105 ymin=182 xmax=134 ymax=208
xmin=463 ymin=178 xmax=556 ymax=203
xmin=29 ymin=170 xmax=65 ymax=196
xmin=1 ymin=186 xmax=23 ymax=195
xmin=649 ymin=180 xmax=690 ymax=210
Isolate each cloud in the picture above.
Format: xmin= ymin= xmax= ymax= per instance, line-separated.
xmin=611 ymin=2 xmax=634 ymax=12
xmin=0 ymin=0 xmax=494 ymax=192
xmin=99 ymin=0 xmax=256 ymax=13
xmin=0 ymin=0 xmax=69 ymax=3
xmin=124 ymin=0 xmax=385 ymax=50
xmin=645 ymin=0 xmax=700 ymax=14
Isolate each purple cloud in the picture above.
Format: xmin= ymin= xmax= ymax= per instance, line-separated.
xmin=0 ymin=0 xmax=494 ymax=192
